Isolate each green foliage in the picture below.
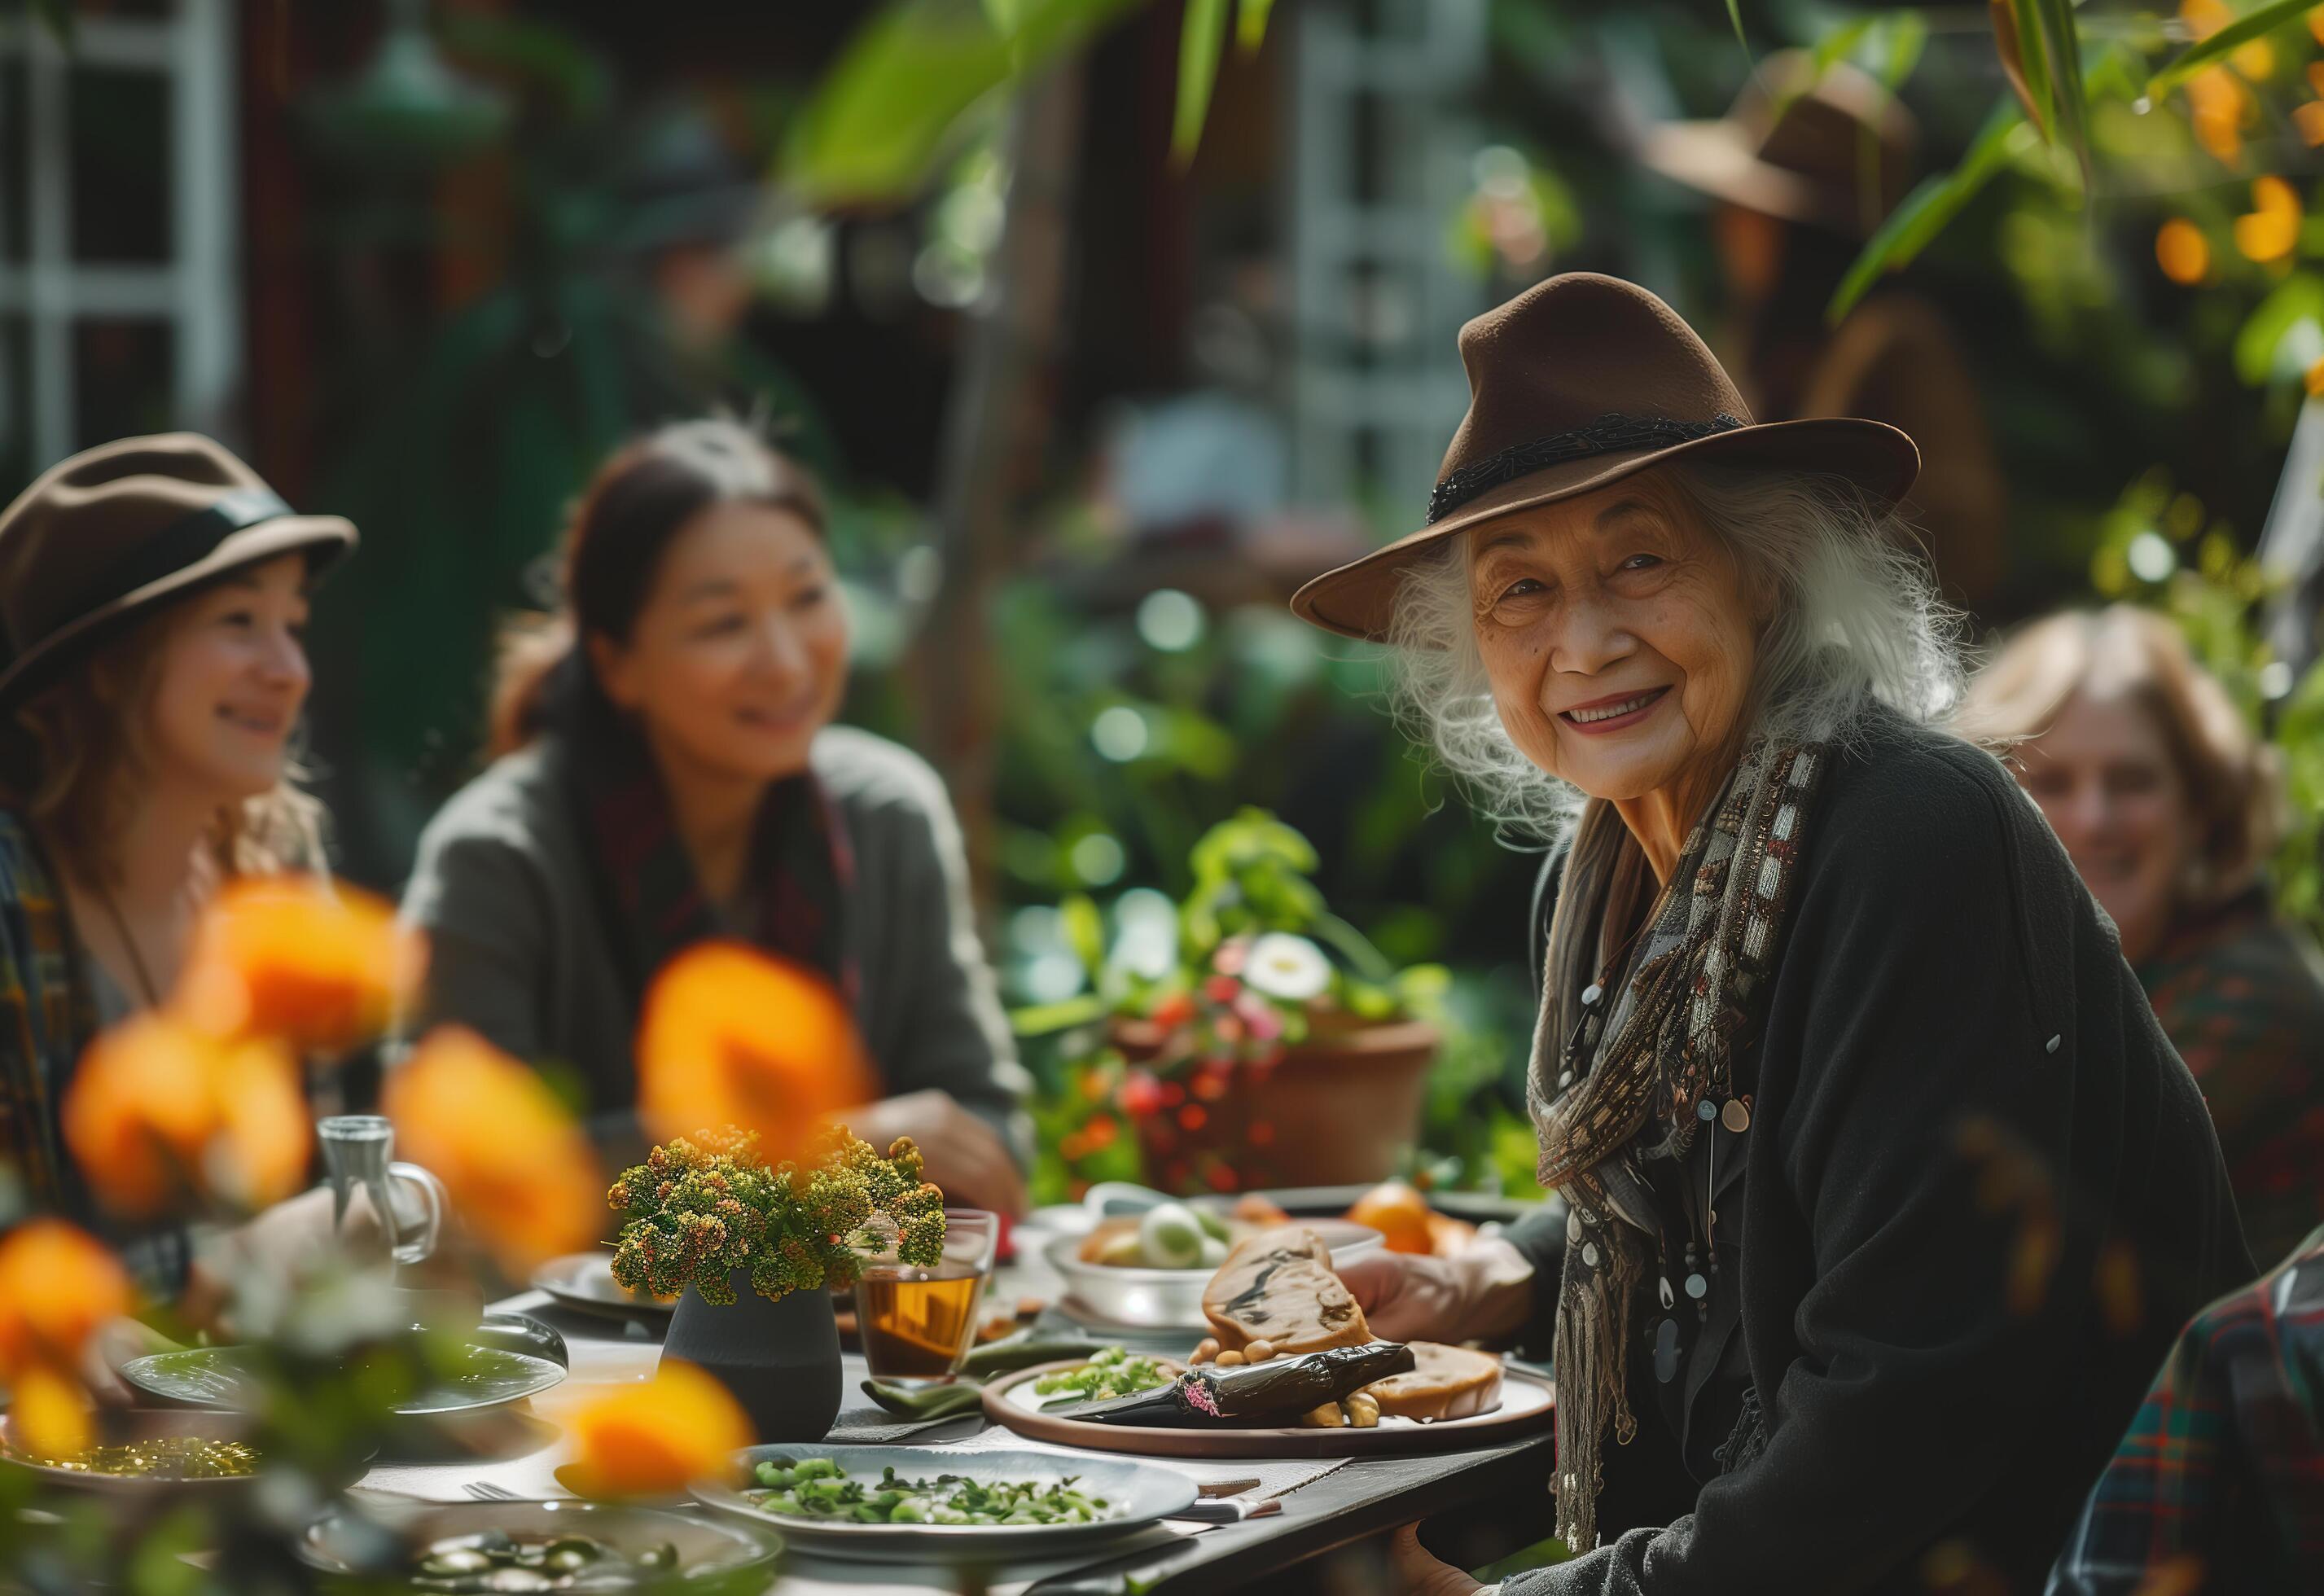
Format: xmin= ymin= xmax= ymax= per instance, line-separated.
xmin=607 ymin=1128 xmax=945 ymax=1304
xmin=1830 ymin=98 xmax=2031 ymax=323
xmin=785 ymin=0 xmax=1144 ymax=205
xmin=2149 ymin=0 xmax=2324 ymax=93
xmin=1173 ymin=0 xmax=1231 ymax=167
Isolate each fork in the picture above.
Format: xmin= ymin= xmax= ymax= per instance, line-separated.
xmin=463 ymin=1480 xmax=521 ymax=1502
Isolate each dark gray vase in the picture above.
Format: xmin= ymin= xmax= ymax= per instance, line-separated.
xmin=660 ymin=1271 xmax=841 ymax=1443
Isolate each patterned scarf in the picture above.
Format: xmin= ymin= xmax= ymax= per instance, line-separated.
xmin=1527 ymin=739 xmax=1826 ymax=1552
xmin=563 ymin=686 xmax=857 ymax=1014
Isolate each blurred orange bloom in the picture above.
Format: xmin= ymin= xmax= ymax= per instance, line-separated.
xmin=176 ymin=877 xmax=425 ymax=1054
xmin=562 ymin=1360 xmax=752 ymax=1498
xmin=635 ymin=944 xmax=874 ymax=1160
xmin=10 ymin=1364 xmax=93 ymax=1461
xmin=61 ymin=1015 xmax=308 ymax=1217
xmin=2155 ymin=218 xmax=2212 ymax=284
xmin=0 ymin=1220 xmax=131 ymax=1378
xmin=2234 ymin=175 xmax=2302 ymax=263
xmin=385 ymin=1027 xmax=604 ymax=1275
xmin=2186 ymin=66 xmax=2254 ymax=165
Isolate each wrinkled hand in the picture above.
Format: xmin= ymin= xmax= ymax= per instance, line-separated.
xmin=847 ymin=1090 xmax=1027 ymax=1218
xmin=1337 ymin=1238 xmax=1536 ymax=1346
xmin=1387 ymin=1524 xmax=1486 ymax=1595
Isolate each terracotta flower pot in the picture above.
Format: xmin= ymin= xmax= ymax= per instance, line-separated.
xmin=1116 ymin=1017 xmax=1439 ymax=1193
xmin=660 ymin=1269 xmax=841 ymax=1443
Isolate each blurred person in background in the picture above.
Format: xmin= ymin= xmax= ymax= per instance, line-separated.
xmin=1639 ymin=51 xmax=2008 ymax=616
xmin=0 ymin=435 xmax=384 ymax=1390
xmin=398 ymin=419 xmax=1030 ymax=1212
xmin=1963 ymin=605 xmax=2324 ymax=1269
xmin=2048 ymin=1220 xmax=2324 ymax=1594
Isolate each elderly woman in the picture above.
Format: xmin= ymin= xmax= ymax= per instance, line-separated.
xmin=1299 ymin=275 xmax=2251 ymax=1594
xmin=1962 ymin=607 xmax=2324 ymax=1270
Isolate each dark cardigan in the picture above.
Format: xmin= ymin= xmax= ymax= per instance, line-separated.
xmin=1502 ymin=709 xmax=2254 ymax=1595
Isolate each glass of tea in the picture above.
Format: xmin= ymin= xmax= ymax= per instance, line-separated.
xmin=854 ymin=1208 xmax=998 ymax=1387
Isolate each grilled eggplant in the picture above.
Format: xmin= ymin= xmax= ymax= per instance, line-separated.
xmin=1059 ymin=1341 xmax=1417 ymax=1428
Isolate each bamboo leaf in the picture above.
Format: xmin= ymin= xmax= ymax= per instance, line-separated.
xmin=1873 ymin=11 xmax=1928 ymax=91
xmin=2149 ymin=0 xmax=2322 ymax=94
xmin=1997 ymin=0 xmax=2052 ymax=138
xmin=1236 ymin=0 xmax=1275 ymax=55
xmin=1173 ymin=0 xmax=1230 ymax=167
xmin=1830 ymin=99 xmax=2028 ymax=323
xmin=2029 ymin=0 xmax=2092 ymax=183
xmin=787 ymin=0 xmax=1140 ymax=207
xmin=1725 ymin=0 xmax=1749 ymax=54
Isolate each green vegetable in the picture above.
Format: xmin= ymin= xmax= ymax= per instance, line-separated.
xmin=740 ymin=1458 xmax=1121 ymax=1528
xmin=1031 ymin=1345 xmax=1172 ymax=1405
xmin=1138 ymin=1203 xmax=1206 ymax=1269
xmin=959 ymin=1332 xmax=1115 ymax=1379
xmin=1193 ymin=1206 xmax=1230 ymax=1243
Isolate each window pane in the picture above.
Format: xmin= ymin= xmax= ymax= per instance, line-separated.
xmin=74 ymin=318 xmax=174 ymax=447
xmin=1 ymin=59 xmax=25 ymax=267
xmin=69 ymin=67 xmax=171 ymax=264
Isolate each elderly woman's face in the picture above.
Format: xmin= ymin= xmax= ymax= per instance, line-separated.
xmin=1467 ymin=478 xmax=1759 ymax=805
xmin=2014 ymin=688 xmax=2190 ymax=963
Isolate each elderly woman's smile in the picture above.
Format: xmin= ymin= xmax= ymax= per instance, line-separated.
xmin=1467 ymin=478 xmax=1759 ymax=850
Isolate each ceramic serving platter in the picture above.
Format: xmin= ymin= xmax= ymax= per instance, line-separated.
xmin=693 ymin=1443 xmax=1196 ymax=1562
xmin=980 ymin=1358 xmax=1554 ymax=1458
xmin=529 ymin=1251 xmax=676 ymax=1321
xmin=123 ymin=1344 xmax=566 ymax=1417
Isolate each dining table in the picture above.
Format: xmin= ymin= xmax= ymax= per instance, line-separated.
xmin=346 ymin=1225 xmax=1561 ymax=1594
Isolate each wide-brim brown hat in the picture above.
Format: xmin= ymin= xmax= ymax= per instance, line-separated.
xmin=1289 ymin=273 xmax=1918 ymax=642
xmin=0 ymin=433 xmax=357 ymax=709
xmin=1640 ymin=52 xmax=1917 ymax=237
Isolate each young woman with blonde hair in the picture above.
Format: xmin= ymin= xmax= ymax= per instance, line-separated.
xmin=0 ymin=434 xmax=376 ymax=1388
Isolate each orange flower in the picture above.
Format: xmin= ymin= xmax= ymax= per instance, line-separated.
xmin=10 ymin=1364 xmax=93 ymax=1461
xmin=61 ymin=1015 xmax=308 ymax=1217
xmin=562 ymin=1360 xmax=752 ymax=1497
xmin=385 ymin=1027 xmax=603 ymax=1275
xmin=635 ymin=944 xmax=875 ymax=1160
xmin=2234 ymin=175 xmax=2302 ymax=262
xmin=176 ymin=877 xmax=425 ymax=1054
xmin=2155 ymin=218 xmax=2212 ymax=284
xmin=0 ymin=1220 xmax=132 ymax=1379
xmin=2186 ymin=66 xmax=2254 ymax=165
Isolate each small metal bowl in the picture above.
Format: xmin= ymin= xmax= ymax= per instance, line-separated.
xmin=1046 ymin=1219 xmax=1382 ymax=1331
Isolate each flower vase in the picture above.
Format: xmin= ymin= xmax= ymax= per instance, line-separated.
xmin=660 ymin=1270 xmax=841 ymax=1443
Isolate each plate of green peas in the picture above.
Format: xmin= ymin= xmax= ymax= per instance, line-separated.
xmin=694 ymin=1445 xmax=1198 ymax=1560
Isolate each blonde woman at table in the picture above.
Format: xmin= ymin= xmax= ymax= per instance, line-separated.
xmin=398 ymin=419 xmax=1030 ymax=1214
xmin=0 ymin=434 xmax=386 ymax=1388
xmin=1289 ymin=275 xmax=2249 ymax=1594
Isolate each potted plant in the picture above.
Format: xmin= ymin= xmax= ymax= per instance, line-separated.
xmin=607 ymin=1126 xmax=945 ymax=1440
xmin=1021 ymin=809 xmax=1445 ymax=1196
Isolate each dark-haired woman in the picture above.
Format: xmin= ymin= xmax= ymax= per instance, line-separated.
xmin=398 ymin=420 xmax=1030 ymax=1213
xmin=0 ymin=433 xmax=382 ymax=1390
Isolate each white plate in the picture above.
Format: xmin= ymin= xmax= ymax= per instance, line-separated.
xmin=530 ymin=1251 xmax=676 ymax=1320
xmin=694 ymin=1444 xmax=1196 ymax=1562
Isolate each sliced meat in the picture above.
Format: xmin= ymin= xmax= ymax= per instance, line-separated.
xmin=1200 ymin=1226 xmax=1371 ymax=1354
xmin=1362 ymin=1341 xmax=1503 ymax=1420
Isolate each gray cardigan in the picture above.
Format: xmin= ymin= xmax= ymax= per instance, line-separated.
xmin=397 ymin=726 xmax=1030 ymax=1170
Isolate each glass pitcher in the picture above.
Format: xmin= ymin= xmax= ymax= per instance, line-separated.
xmin=316 ymin=1114 xmax=445 ymax=1267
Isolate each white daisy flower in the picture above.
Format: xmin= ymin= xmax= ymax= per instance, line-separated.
xmin=1241 ymin=933 xmax=1333 ymax=1002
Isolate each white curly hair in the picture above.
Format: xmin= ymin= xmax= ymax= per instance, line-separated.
xmin=1381 ymin=460 xmax=1967 ymax=842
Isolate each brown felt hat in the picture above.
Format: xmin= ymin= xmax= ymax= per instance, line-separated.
xmin=1288 ymin=273 xmax=1919 ymax=642
xmin=1640 ymin=52 xmax=1917 ymax=237
xmin=0 ymin=433 xmax=356 ymax=709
